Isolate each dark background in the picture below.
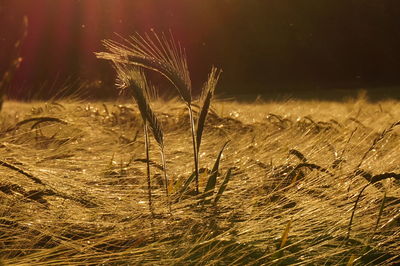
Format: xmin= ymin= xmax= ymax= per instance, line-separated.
xmin=1 ymin=0 xmax=400 ymax=100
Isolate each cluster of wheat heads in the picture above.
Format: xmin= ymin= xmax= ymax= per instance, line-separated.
xmin=96 ymin=32 xmax=224 ymax=214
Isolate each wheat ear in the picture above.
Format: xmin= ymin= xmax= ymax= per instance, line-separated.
xmin=96 ymin=31 xmax=192 ymax=104
xmin=196 ymin=67 xmax=221 ymax=152
xmin=115 ymin=64 xmax=164 ymax=149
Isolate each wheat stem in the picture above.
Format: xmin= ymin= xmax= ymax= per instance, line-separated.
xmin=160 ymin=147 xmax=172 ymax=214
xmin=347 ymin=183 xmax=370 ymax=240
xmin=114 ymin=63 xmax=171 ymax=211
xmin=143 ymin=122 xmax=155 ymax=218
xmin=188 ymin=105 xmax=200 ymax=194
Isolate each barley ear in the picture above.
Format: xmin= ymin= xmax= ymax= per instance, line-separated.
xmin=96 ymin=31 xmax=192 ymax=104
xmin=196 ymin=67 xmax=221 ymax=152
xmin=114 ymin=63 xmax=164 ymax=149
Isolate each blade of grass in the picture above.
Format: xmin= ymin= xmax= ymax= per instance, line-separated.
xmin=204 ymin=141 xmax=229 ymax=193
xmin=177 ymin=171 xmax=197 ymax=201
xmin=214 ymin=167 xmax=233 ymax=205
xmin=203 ymin=141 xmax=229 ymax=202
xmin=373 ymin=191 xmax=386 ymax=236
xmin=347 ymin=183 xmax=370 ymax=240
xmin=280 ymin=220 xmax=292 ymax=249
xmin=346 ymin=254 xmax=356 ymax=266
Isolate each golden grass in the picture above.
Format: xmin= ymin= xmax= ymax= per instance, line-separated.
xmin=0 ymin=97 xmax=399 ymax=265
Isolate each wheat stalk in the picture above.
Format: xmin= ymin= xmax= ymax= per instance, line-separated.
xmin=97 ymin=32 xmax=205 ymax=194
xmin=191 ymin=67 xmax=221 ymax=192
xmin=143 ymin=122 xmax=155 ymax=218
xmin=114 ymin=63 xmax=170 ymax=210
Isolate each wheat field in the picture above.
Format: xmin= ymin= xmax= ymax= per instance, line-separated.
xmin=0 ymin=95 xmax=399 ymax=265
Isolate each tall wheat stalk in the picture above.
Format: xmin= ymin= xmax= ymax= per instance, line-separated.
xmin=97 ymin=32 xmax=220 ymax=194
xmin=188 ymin=105 xmax=200 ymax=193
xmin=194 ymin=67 xmax=221 ymax=191
xmin=114 ymin=63 xmax=170 ymax=211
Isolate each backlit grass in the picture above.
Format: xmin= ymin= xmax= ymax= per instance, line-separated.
xmin=0 ymin=96 xmax=399 ymax=265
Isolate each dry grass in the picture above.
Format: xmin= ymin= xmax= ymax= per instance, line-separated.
xmin=0 ymin=96 xmax=399 ymax=265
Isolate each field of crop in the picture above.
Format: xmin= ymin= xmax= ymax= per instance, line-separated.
xmin=0 ymin=95 xmax=399 ymax=265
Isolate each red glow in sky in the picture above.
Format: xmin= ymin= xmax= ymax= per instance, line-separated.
xmin=1 ymin=0 xmax=194 ymax=98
